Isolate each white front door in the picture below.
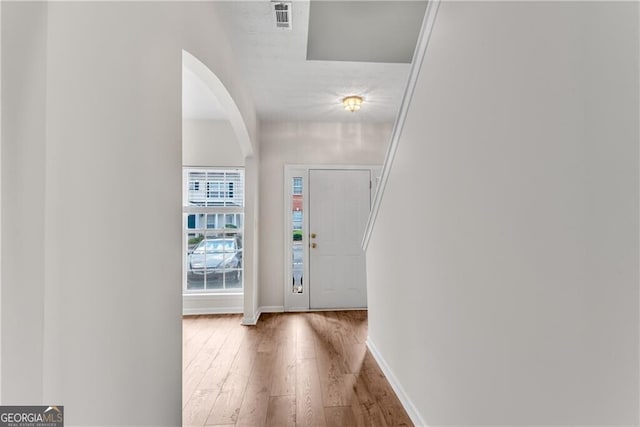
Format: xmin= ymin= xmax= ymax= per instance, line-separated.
xmin=309 ymin=169 xmax=370 ymax=309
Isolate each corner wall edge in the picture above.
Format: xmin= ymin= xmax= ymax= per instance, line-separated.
xmin=362 ymin=0 xmax=441 ymax=250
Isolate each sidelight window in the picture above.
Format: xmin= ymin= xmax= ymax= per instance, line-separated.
xmin=292 ymin=176 xmax=304 ymax=293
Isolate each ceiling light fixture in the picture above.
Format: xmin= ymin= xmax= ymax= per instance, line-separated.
xmin=342 ymin=96 xmax=363 ymax=112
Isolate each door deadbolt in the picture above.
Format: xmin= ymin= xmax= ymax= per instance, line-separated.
xmin=311 ymin=233 xmax=317 ymax=239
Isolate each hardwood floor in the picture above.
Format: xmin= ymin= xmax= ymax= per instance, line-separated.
xmin=183 ymin=311 xmax=413 ymax=427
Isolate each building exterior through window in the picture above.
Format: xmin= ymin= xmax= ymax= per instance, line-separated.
xmin=183 ymin=168 xmax=244 ymax=292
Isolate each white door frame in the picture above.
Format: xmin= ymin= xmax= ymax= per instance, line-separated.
xmin=283 ymin=164 xmax=381 ymax=311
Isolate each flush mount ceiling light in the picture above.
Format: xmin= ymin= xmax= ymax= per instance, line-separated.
xmin=342 ymin=96 xmax=363 ymax=112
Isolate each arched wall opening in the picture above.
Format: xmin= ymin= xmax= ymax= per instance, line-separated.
xmin=181 ymin=50 xmax=260 ymax=323
xmin=183 ymin=50 xmax=253 ymax=159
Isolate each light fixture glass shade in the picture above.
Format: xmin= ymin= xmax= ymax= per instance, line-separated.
xmin=342 ymin=96 xmax=363 ymax=112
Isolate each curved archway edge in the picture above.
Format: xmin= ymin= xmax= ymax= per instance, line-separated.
xmin=182 ymin=50 xmax=254 ymax=159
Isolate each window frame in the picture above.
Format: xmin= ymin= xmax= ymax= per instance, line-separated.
xmin=183 ymin=167 xmax=245 ymax=293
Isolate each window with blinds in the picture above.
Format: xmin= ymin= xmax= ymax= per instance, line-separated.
xmin=183 ymin=168 xmax=244 ymax=292
xmin=185 ymin=170 xmax=244 ymax=208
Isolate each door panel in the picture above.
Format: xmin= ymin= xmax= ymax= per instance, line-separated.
xmin=309 ymin=169 xmax=370 ymax=309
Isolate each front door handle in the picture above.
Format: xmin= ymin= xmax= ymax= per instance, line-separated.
xmin=311 ymin=242 xmax=317 ymax=249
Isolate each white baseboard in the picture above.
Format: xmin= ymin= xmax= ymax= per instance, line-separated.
xmin=183 ymin=306 xmax=243 ymax=315
xmin=259 ymin=305 xmax=284 ymax=313
xmin=182 ymin=292 xmax=243 ymax=316
xmin=284 ymin=307 xmax=310 ymax=312
xmin=366 ymin=338 xmax=428 ymax=427
xmin=282 ymin=307 xmax=367 ymax=313
xmin=241 ymin=306 xmax=284 ymax=325
xmin=242 ymin=310 xmax=261 ymax=326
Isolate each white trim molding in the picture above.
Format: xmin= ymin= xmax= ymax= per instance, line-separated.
xmin=182 ymin=293 xmax=243 ymax=316
xmin=241 ymin=306 xmax=284 ymax=326
xmin=260 ymin=305 xmax=285 ymax=313
xmin=184 ymin=307 xmax=243 ymax=316
xmin=366 ymin=338 xmax=428 ymax=427
xmin=242 ymin=311 xmax=260 ymax=326
xmin=284 ymin=164 xmax=381 ymax=312
xmin=362 ymin=0 xmax=441 ymax=250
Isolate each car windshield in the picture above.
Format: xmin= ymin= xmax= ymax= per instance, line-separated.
xmin=194 ymin=239 xmax=235 ymax=254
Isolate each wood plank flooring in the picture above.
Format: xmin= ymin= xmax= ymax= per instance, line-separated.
xmin=183 ymin=311 xmax=413 ymax=427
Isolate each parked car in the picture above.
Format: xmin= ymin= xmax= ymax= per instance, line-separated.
xmin=188 ymin=237 xmax=242 ymax=280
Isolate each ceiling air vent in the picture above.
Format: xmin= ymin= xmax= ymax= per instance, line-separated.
xmin=272 ymin=2 xmax=292 ymax=30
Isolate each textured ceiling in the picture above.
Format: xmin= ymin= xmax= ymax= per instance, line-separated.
xmin=185 ymin=0 xmax=424 ymax=122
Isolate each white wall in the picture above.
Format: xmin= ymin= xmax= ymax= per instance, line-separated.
xmin=183 ymin=119 xmax=244 ymax=167
xmin=1 ymin=2 xmax=48 ymax=403
xmin=181 ymin=51 xmax=261 ymax=324
xmin=366 ymin=2 xmax=639 ymax=425
xmin=0 ymin=0 xmax=3 ymax=402
xmin=2 ymin=2 xmax=257 ymax=425
xmin=258 ymin=121 xmax=391 ymax=310
xmin=244 ymin=153 xmax=261 ymax=323
xmin=182 ymin=117 xmax=258 ymax=318
xmin=182 ymin=119 xmax=244 ymax=315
